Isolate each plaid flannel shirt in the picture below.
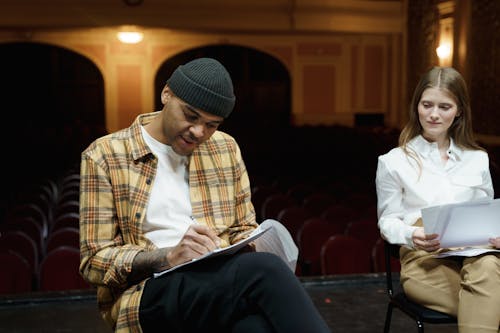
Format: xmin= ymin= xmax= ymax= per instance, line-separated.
xmin=79 ymin=112 xmax=258 ymax=332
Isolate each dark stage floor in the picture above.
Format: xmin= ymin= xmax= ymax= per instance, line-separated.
xmin=0 ymin=274 xmax=457 ymax=333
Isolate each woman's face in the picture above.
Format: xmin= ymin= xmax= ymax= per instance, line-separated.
xmin=418 ymin=87 xmax=459 ymax=143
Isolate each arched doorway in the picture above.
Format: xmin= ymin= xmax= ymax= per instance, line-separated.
xmin=154 ymin=45 xmax=291 ymax=183
xmin=0 ymin=42 xmax=105 ymax=202
xmin=155 ymin=45 xmax=291 ymax=132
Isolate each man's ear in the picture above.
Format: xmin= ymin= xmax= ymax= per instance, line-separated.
xmin=161 ymin=86 xmax=171 ymax=104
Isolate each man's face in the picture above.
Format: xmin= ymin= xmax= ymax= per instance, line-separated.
xmin=161 ymin=88 xmax=224 ymax=156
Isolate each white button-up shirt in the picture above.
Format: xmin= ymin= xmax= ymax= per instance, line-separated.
xmin=375 ymin=135 xmax=494 ymax=247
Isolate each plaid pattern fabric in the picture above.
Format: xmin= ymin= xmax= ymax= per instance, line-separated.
xmin=79 ymin=112 xmax=257 ymax=332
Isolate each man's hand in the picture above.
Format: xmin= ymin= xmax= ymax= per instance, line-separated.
xmin=166 ymin=224 xmax=223 ymax=267
xmin=412 ymin=227 xmax=440 ymax=252
xmin=129 ymin=224 xmax=223 ymax=283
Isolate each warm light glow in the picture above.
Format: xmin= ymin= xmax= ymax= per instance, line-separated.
xmin=436 ymin=44 xmax=451 ymax=60
xmin=117 ymin=29 xmax=143 ymax=44
xmin=436 ymin=3 xmax=454 ymax=67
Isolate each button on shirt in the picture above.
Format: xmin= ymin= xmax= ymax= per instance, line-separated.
xmin=375 ymin=135 xmax=494 ymax=247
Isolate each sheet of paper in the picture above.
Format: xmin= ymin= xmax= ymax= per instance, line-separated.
xmin=253 ymin=219 xmax=298 ymax=272
xmin=421 ymin=204 xmax=445 ymax=235
xmin=422 ymin=198 xmax=500 ymax=248
xmin=154 ymin=223 xmax=272 ymax=278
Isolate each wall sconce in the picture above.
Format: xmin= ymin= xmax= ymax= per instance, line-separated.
xmin=436 ymin=1 xmax=454 ymax=67
xmin=436 ymin=43 xmax=452 ymax=61
xmin=117 ymin=26 xmax=144 ymax=44
xmin=436 ymin=33 xmax=453 ymax=67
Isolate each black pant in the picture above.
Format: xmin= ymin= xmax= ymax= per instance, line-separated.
xmin=139 ymin=251 xmax=331 ymax=333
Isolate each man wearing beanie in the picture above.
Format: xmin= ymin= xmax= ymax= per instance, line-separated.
xmin=79 ymin=58 xmax=331 ymax=333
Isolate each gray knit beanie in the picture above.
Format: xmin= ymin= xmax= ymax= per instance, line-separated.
xmin=167 ymin=58 xmax=235 ymax=118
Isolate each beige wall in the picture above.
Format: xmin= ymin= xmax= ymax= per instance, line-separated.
xmin=0 ymin=27 xmax=405 ymax=133
xmin=0 ymin=0 xmax=408 ymax=132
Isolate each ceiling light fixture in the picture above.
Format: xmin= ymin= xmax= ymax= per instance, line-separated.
xmin=117 ymin=26 xmax=144 ymax=44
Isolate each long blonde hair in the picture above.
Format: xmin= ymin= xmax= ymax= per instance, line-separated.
xmin=399 ymin=66 xmax=483 ymax=161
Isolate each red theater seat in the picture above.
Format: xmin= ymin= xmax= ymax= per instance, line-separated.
xmin=38 ymin=246 xmax=91 ymax=291
xmin=0 ymin=251 xmax=32 ymax=294
xmin=320 ymin=234 xmax=371 ymax=275
xmin=296 ymin=217 xmax=344 ymax=276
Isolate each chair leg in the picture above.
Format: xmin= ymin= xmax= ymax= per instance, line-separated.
xmin=383 ymin=303 xmax=394 ymax=333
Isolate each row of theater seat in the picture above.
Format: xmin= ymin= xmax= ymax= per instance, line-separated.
xmin=1 ymin=168 xmax=388 ymax=294
xmin=0 ymin=170 xmax=90 ymax=294
xmin=250 ymin=182 xmax=387 ymax=277
xmin=0 ymin=245 xmax=89 ymax=294
xmin=297 ymin=217 xmax=384 ymax=276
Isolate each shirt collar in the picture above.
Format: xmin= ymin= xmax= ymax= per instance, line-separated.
xmin=129 ymin=112 xmax=159 ymax=162
xmin=140 ymin=125 xmax=188 ymax=166
xmin=409 ymin=135 xmax=463 ymax=161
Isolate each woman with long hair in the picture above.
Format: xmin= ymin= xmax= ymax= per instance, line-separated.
xmin=376 ymin=66 xmax=499 ymax=333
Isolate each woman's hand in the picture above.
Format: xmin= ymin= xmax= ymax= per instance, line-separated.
xmin=412 ymin=227 xmax=440 ymax=252
xmin=489 ymin=237 xmax=500 ymax=249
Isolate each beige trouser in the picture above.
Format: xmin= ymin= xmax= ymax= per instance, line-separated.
xmin=400 ymin=244 xmax=500 ymax=333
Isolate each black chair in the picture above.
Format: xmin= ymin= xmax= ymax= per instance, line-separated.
xmin=383 ymin=240 xmax=457 ymax=332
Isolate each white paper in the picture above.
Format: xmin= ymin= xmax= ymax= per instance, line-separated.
xmin=153 ymin=219 xmax=297 ymax=278
xmin=253 ymin=219 xmax=299 ymax=272
xmin=422 ymin=198 xmax=500 ymax=248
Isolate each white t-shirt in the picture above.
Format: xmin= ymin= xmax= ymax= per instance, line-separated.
xmin=140 ymin=126 xmax=195 ymax=248
xmin=375 ymin=135 xmax=494 ymax=247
